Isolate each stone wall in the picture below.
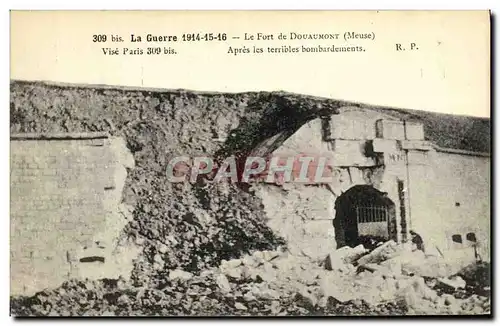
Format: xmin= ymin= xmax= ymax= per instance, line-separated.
xmin=409 ymin=150 xmax=490 ymax=261
xmin=10 ymin=134 xmax=137 ymax=296
xmin=255 ymin=107 xmax=490 ymax=262
xmin=255 ymin=111 xmax=390 ymax=260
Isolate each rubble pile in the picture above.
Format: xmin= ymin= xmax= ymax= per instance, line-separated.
xmin=10 ymin=81 xmax=336 ymax=274
xmin=10 ymin=82 xmax=298 ymax=274
xmin=10 ymin=244 xmax=490 ymax=316
xmin=320 ymin=241 xmax=491 ymax=315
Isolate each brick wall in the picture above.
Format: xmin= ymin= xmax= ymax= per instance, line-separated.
xmin=10 ymin=133 xmax=120 ymax=296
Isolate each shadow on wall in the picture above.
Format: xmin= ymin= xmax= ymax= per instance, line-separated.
xmin=214 ymin=94 xmax=342 ymax=193
xmin=215 ymin=94 xmax=341 ymax=162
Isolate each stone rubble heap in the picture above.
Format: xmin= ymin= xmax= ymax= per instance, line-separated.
xmin=11 ymin=241 xmax=490 ymax=316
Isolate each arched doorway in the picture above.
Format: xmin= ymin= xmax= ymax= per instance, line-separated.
xmin=333 ymin=185 xmax=397 ymax=249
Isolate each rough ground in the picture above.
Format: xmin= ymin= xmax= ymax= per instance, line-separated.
xmin=10 ymin=246 xmax=490 ymax=316
xmin=9 ymin=81 xmax=491 ymax=316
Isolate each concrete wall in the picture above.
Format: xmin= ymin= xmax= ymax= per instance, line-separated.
xmin=408 ymin=150 xmax=490 ymax=261
xmin=10 ymin=135 xmax=138 ymax=296
xmin=255 ymin=107 xmax=490 ymax=262
xmin=255 ymin=111 xmax=391 ymax=260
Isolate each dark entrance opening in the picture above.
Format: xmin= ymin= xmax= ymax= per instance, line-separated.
xmin=333 ymin=185 xmax=397 ymax=249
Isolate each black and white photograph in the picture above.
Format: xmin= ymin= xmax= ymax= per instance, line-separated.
xmin=8 ymin=10 xmax=492 ymax=317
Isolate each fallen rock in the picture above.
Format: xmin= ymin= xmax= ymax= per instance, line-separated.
xmin=253 ymin=251 xmax=265 ymax=263
xmin=224 ymin=266 xmax=242 ymax=280
xmin=398 ymin=285 xmax=422 ymax=309
xmin=422 ymin=286 xmax=439 ymax=302
xmin=240 ymin=265 xmax=252 ymax=279
xmin=263 ymin=250 xmax=280 ymax=262
xmin=379 ymin=257 xmax=402 ymax=276
xmin=437 ymin=276 xmax=466 ymax=292
xmin=443 ymin=294 xmax=457 ymax=306
xmin=234 ymin=302 xmax=247 ymax=311
xmin=243 ymin=291 xmax=256 ymax=302
xmin=215 ymin=274 xmax=231 ymax=292
xmin=320 ymin=275 xmax=355 ymax=303
xmin=241 ymin=255 xmax=257 ymax=267
xmin=158 ymin=243 xmax=169 ymax=254
xmin=357 ymin=263 xmax=381 ymax=273
xmin=169 ymin=269 xmax=193 ymax=281
xmin=222 ymin=259 xmax=242 ymax=269
xmin=356 ymin=240 xmax=401 ymax=266
xmin=344 ymin=244 xmax=369 ymax=263
xmin=269 ymin=300 xmax=281 ymax=314
xmin=251 ymin=284 xmax=280 ymax=300
xmin=324 ymin=245 xmax=368 ymax=271
xmin=256 ymin=262 xmax=278 ymax=282
xmin=153 ymin=254 xmax=164 ymax=264
xmin=295 ymin=289 xmax=317 ymax=309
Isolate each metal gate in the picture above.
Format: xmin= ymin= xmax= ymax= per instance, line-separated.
xmin=356 ymin=206 xmax=389 ymax=238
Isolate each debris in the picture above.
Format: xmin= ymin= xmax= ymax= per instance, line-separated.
xmin=242 ymin=255 xmax=258 ymax=267
xmin=222 ymin=259 xmax=242 ymax=269
xmin=215 ymin=274 xmax=231 ymax=293
xmin=234 ymin=302 xmax=247 ymax=311
xmin=324 ymin=245 xmax=368 ymax=271
xmin=158 ymin=243 xmax=169 ymax=254
xmin=263 ymin=250 xmax=280 ymax=262
xmin=295 ymin=289 xmax=317 ymax=309
xmin=356 ymin=240 xmax=401 ymax=266
xmin=320 ymin=276 xmax=354 ymax=303
xmin=169 ymin=269 xmax=194 ymax=281
xmin=437 ymin=276 xmax=466 ymax=292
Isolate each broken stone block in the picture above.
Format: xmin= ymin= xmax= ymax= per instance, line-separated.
xmin=253 ymin=251 xmax=265 ymax=261
xmin=357 ymin=263 xmax=381 ymax=273
xmin=224 ymin=266 xmax=242 ymax=280
xmin=242 ymin=255 xmax=258 ymax=267
xmin=252 ymin=284 xmax=280 ymax=300
xmin=320 ymin=277 xmax=354 ymax=303
xmin=437 ymin=276 xmax=466 ymax=292
xmin=295 ymin=288 xmax=317 ymax=309
xmin=324 ymin=254 xmax=344 ymax=271
xmin=344 ymin=244 xmax=369 ymax=263
xmin=240 ymin=265 xmax=251 ymax=280
xmin=234 ymin=302 xmax=247 ymax=311
xmin=269 ymin=300 xmax=281 ymax=314
xmin=443 ymin=294 xmax=458 ymax=307
xmin=422 ymin=286 xmax=439 ymax=302
xmin=169 ymin=269 xmax=193 ymax=281
xmin=324 ymin=245 xmax=368 ymax=271
xmin=356 ymin=240 xmax=401 ymax=266
xmin=215 ymin=274 xmax=232 ymax=292
xmin=243 ymin=291 xmax=256 ymax=302
xmin=153 ymin=254 xmax=164 ymax=264
xmin=257 ymin=262 xmax=278 ymax=282
xmin=379 ymin=257 xmax=402 ymax=275
xmin=221 ymin=259 xmax=242 ymax=269
xmin=263 ymin=250 xmax=280 ymax=262
xmin=158 ymin=243 xmax=169 ymax=254
xmin=398 ymin=285 xmax=422 ymax=309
